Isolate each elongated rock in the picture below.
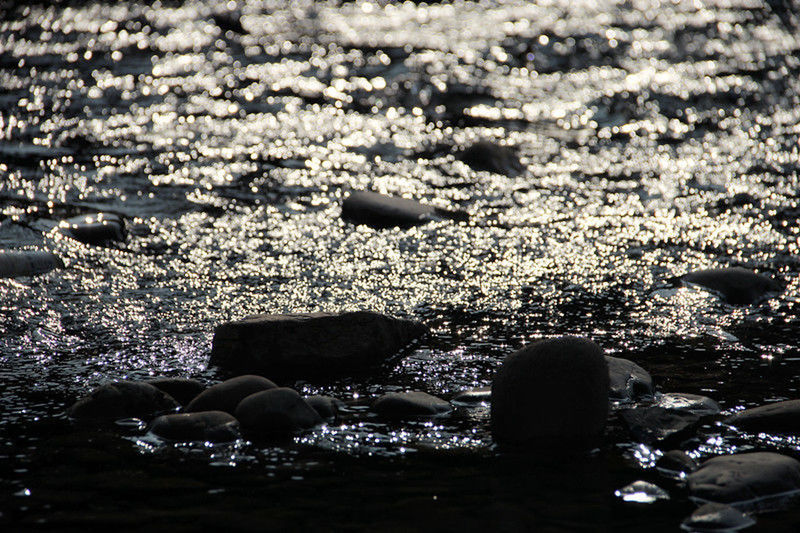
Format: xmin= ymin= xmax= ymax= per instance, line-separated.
xmin=210 ymin=311 xmax=428 ymax=379
xmin=680 ymin=267 xmax=782 ymax=305
xmin=688 ymin=452 xmax=800 ymax=504
xmin=341 ymin=190 xmax=467 ymax=228
xmin=67 ymin=381 xmax=179 ymax=421
xmin=149 ymin=411 xmax=240 ymax=443
xmin=235 ymin=388 xmax=322 ymax=437
xmin=372 ymin=391 xmax=452 ymax=419
xmin=0 ymin=250 xmax=62 ymax=278
xmin=58 ymin=213 xmax=126 ymax=245
xmin=681 ymin=502 xmax=755 ymax=532
xmin=724 ymin=399 xmax=800 ymax=434
xmin=186 ymin=375 xmax=277 ymax=415
xmin=491 ymin=336 xmax=609 ymax=448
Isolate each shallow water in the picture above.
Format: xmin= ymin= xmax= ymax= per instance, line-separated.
xmin=1 ymin=0 xmax=799 ymax=530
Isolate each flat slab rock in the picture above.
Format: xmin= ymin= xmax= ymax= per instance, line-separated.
xmin=210 ymin=311 xmax=428 ymax=379
xmin=688 ymin=452 xmax=800 ymax=505
xmin=724 ymin=399 xmax=800 ymax=434
xmin=680 ymin=267 xmax=782 ymax=305
xmin=341 ymin=190 xmax=467 ymax=228
xmin=372 ymin=391 xmax=452 ymax=419
xmin=606 ymin=356 xmax=654 ymax=401
xmin=149 ymin=411 xmax=240 ymax=443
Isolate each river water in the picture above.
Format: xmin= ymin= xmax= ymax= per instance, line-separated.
xmin=1 ymin=0 xmax=799 ymax=530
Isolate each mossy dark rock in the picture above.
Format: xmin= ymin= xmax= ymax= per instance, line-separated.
xmin=606 ymin=356 xmax=654 ymax=401
xmin=724 ymin=399 xmax=800 ymax=434
xmin=372 ymin=391 xmax=452 ymax=419
xmin=680 ymin=267 xmax=782 ymax=305
xmin=185 ymin=375 xmax=277 ymax=415
xmin=688 ymin=452 xmax=800 ymax=504
xmin=235 ymin=388 xmax=322 ymax=437
xmin=146 ymin=377 xmax=206 ymax=407
xmin=210 ymin=311 xmax=428 ymax=379
xmin=491 ymin=336 xmax=609 ymax=448
xmin=67 ymin=381 xmax=179 ymax=421
xmin=149 ymin=411 xmax=240 ymax=443
xmin=341 ymin=190 xmax=467 ymax=228
xmin=305 ymin=395 xmax=345 ymax=419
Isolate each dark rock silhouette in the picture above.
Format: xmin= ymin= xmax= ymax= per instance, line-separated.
xmin=149 ymin=411 xmax=240 ymax=443
xmin=455 ymin=140 xmax=525 ymax=177
xmin=0 ymin=250 xmax=62 ymax=277
xmin=606 ymin=356 xmax=654 ymax=401
xmin=210 ymin=311 xmax=428 ymax=379
xmin=619 ymin=406 xmax=700 ymax=445
xmin=305 ymin=395 xmax=345 ymax=419
xmin=186 ymin=375 xmax=277 ymax=415
xmin=67 ymin=381 xmax=179 ymax=421
xmin=58 ymin=213 xmax=126 ymax=245
xmin=372 ymin=391 xmax=452 ymax=419
xmin=724 ymin=399 xmax=800 ymax=434
xmin=491 ymin=336 xmax=609 ymax=448
xmin=146 ymin=377 xmax=206 ymax=407
xmin=451 ymin=386 xmax=491 ymax=405
xmin=680 ymin=267 xmax=782 ymax=304
xmin=235 ymin=388 xmax=322 ymax=438
xmin=688 ymin=452 xmax=800 ymax=504
xmin=341 ymin=190 xmax=467 ymax=228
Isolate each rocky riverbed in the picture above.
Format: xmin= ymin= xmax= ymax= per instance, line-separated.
xmin=1 ymin=0 xmax=799 ymax=530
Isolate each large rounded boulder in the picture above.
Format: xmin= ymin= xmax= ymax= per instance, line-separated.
xmin=234 ymin=388 xmax=322 ymax=438
xmin=67 ymin=381 xmax=179 ymax=421
xmin=185 ymin=375 xmax=277 ymax=415
xmin=491 ymin=336 xmax=609 ymax=449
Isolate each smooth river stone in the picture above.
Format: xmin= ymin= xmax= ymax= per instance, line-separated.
xmin=0 ymin=250 xmax=62 ymax=278
xmin=680 ymin=267 xmax=782 ymax=305
xmin=491 ymin=336 xmax=609 ymax=448
xmin=724 ymin=399 xmax=800 ymax=434
xmin=606 ymin=356 xmax=654 ymax=401
xmin=234 ymin=388 xmax=322 ymax=437
xmin=681 ymin=502 xmax=755 ymax=532
xmin=186 ymin=375 xmax=277 ymax=415
xmin=58 ymin=213 xmax=126 ymax=245
xmin=341 ymin=190 xmax=467 ymax=228
xmin=455 ymin=140 xmax=525 ymax=177
xmin=210 ymin=311 xmax=428 ymax=379
xmin=657 ymin=450 xmax=698 ymax=474
xmin=655 ymin=392 xmax=720 ymax=416
xmin=451 ymin=387 xmax=492 ymax=405
xmin=372 ymin=391 xmax=452 ymax=419
xmin=305 ymin=395 xmax=345 ymax=419
xmin=688 ymin=452 xmax=800 ymax=504
xmin=146 ymin=377 xmax=206 ymax=407
xmin=67 ymin=381 xmax=179 ymax=421
xmin=149 ymin=411 xmax=240 ymax=443
xmin=619 ymin=407 xmax=701 ymax=445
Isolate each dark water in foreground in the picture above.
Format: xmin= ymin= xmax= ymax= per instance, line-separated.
xmin=1 ymin=0 xmax=799 ymax=530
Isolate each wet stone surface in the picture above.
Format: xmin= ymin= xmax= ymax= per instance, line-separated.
xmin=1 ymin=0 xmax=800 ymax=530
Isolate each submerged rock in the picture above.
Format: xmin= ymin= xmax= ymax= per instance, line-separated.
xmin=0 ymin=250 xmax=63 ymax=278
xmin=491 ymin=336 xmax=609 ymax=448
xmin=67 ymin=381 xmax=179 ymax=421
xmin=305 ymin=395 xmax=345 ymax=419
xmin=210 ymin=311 xmax=428 ymax=379
xmin=619 ymin=407 xmax=700 ymax=445
xmin=680 ymin=267 xmax=782 ymax=305
xmin=688 ymin=452 xmax=800 ymax=504
xmin=58 ymin=213 xmax=126 ymax=245
xmin=146 ymin=377 xmax=206 ymax=407
xmin=455 ymin=140 xmax=525 ymax=177
xmin=681 ymin=502 xmax=755 ymax=532
xmin=451 ymin=386 xmax=492 ymax=405
xmin=341 ymin=190 xmax=467 ymax=228
xmin=657 ymin=450 xmax=698 ymax=474
xmin=372 ymin=391 xmax=452 ymax=419
xmin=606 ymin=356 xmax=654 ymax=401
xmin=185 ymin=375 xmax=277 ymax=415
xmin=149 ymin=411 xmax=240 ymax=443
xmin=656 ymin=393 xmax=720 ymax=416
xmin=724 ymin=399 xmax=800 ymax=434
xmin=235 ymin=388 xmax=322 ymax=437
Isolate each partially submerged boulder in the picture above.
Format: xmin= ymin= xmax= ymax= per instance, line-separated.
xmin=455 ymin=140 xmax=525 ymax=177
xmin=657 ymin=450 xmax=698 ymax=474
xmin=58 ymin=213 xmax=126 ymax=245
xmin=619 ymin=407 xmax=701 ymax=445
xmin=372 ymin=391 xmax=452 ymax=419
xmin=146 ymin=377 xmax=206 ymax=407
xmin=67 ymin=381 xmax=179 ymax=421
xmin=210 ymin=311 xmax=428 ymax=379
xmin=680 ymin=267 xmax=782 ymax=305
xmin=606 ymin=356 xmax=654 ymax=401
xmin=149 ymin=411 xmax=240 ymax=443
xmin=724 ymin=399 xmax=800 ymax=434
xmin=688 ymin=452 xmax=800 ymax=504
xmin=305 ymin=395 xmax=345 ymax=419
xmin=341 ymin=190 xmax=467 ymax=228
xmin=235 ymin=388 xmax=322 ymax=438
xmin=0 ymin=250 xmax=62 ymax=278
xmin=185 ymin=375 xmax=277 ymax=415
xmin=681 ymin=502 xmax=755 ymax=532
xmin=491 ymin=336 xmax=609 ymax=448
